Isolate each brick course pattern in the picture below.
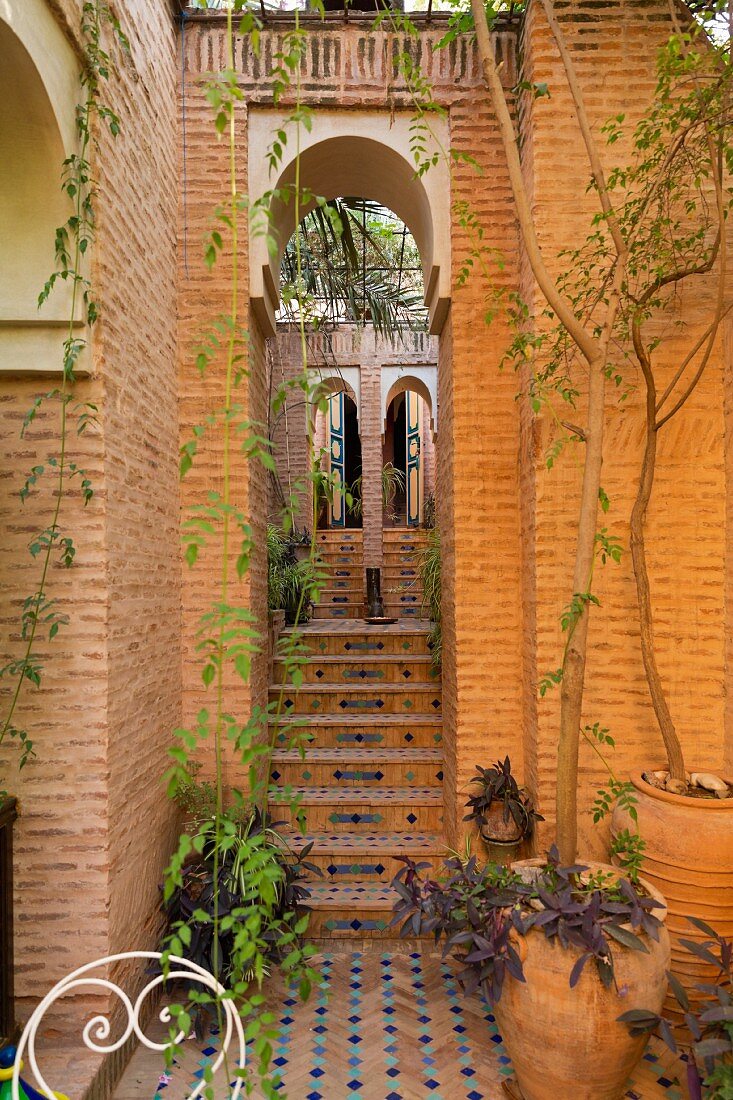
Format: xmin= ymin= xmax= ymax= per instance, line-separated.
xmin=1 ymin=1 xmax=180 ymax=1091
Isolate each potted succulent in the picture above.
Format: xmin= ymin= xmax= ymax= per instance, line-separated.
xmin=620 ymin=918 xmax=732 ymax=1099
xmin=392 ymin=847 xmax=670 ymax=1100
xmin=464 ymin=758 xmax=543 ymax=864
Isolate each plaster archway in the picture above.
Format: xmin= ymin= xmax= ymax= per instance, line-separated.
xmin=248 ymin=110 xmax=450 ymax=338
xmin=382 ymin=371 xmax=437 ymax=437
xmin=0 ymin=8 xmax=83 ymax=374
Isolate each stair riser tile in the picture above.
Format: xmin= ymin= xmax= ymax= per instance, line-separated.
xmin=303 ymin=851 xmax=443 ymax=881
xmin=276 ymin=803 xmax=443 ymax=832
xmin=272 ymin=689 xmax=442 ymax=715
xmin=271 ymin=762 xmax=444 ymax=787
xmin=312 ymin=606 xmax=365 ymax=619
xmin=317 ymin=576 xmax=365 ymax=590
xmin=273 ymin=659 xmax=436 ymax=685
xmin=291 ymin=635 xmax=432 ymax=657
xmin=306 ymin=909 xmax=411 ymax=939
xmin=273 ymin=725 xmax=443 ymax=749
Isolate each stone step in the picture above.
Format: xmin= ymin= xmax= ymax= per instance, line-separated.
xmin=284 ymin=831 xmax=445 ymax=881
xmin=270 ymin=715 xmax=443 ymax=749
xmin=273 ymin=654 xmax=437 ymax=685
xmin=312 ymin=604 xmax=365 ymax=620
xmin=271 ymin=683 xmax=442 ymax=716
xmin=317 ymin=583 xmax=365 ymax=599
xmin=316 ymin=551 xmax=364 ymax=565
xmin=270 ymin=786 xmax=443 ymax=832
xmin=303 ymin=879 xmax=401 ymax=938
xmin=271 ymin=747 xmax=443 ymax=787
xmin=280 ymin=626 xmax=433 ymax=657
xmin=382 ymin=536 xmax=428 ymax=551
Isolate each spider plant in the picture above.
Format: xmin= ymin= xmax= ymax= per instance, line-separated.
xmin=419 ymin=526 xmax=441 ymax=668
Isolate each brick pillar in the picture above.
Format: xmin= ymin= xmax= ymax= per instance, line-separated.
xmin=360 ymin=329 xmax=384 ymax=572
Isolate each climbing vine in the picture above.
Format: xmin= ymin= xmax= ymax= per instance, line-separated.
xmin=0 ymin=1 xmax=127 ymax=788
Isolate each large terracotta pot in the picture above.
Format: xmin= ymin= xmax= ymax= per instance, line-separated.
xmin=611 ymin=772 xmax=733 ymax=1019
xmin=493 ymin=859 xmax=670 ymax=1100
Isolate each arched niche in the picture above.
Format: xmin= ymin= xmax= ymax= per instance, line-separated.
xmin=310 ymin=369 xmax=361 ymax=429
xmin=382 ymin=369 xmax=437 ymax=438
xmin=0 ymin=4 xmax=85 ymax=374
xmin=248 ymin=110 xmax=450 ymax=338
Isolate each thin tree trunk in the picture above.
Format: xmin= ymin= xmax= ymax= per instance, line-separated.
xmin=556 ymin=353 xmax=606 ymax=862
xmin=630 ymin=398 xmax=686 ymax=782
xmin=469 ymin=0 xmax=628 ymax=861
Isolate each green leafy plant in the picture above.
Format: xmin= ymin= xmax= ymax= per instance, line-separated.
xmin=348 ymin=462 xmax=406 ymax=521
xmin=464 ymin=757 xmax=543 ymax=843
xmin=267 ymin=524 xmax=315 ymax=623
xmin=419 ymin=526 xmax=441 ymax=668
xmin=583 ymin=722 xmax=646 ymax=883
xmin=620 ymin=919 xmax=733 ymax=1100
xmin=0 ymin=0 xmax=126 ymax=780
xmin=392 ymin=845 xmax=665 ymax=1002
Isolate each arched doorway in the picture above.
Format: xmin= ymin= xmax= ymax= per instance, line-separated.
xmin=311 ymin=376 xmax=363 ymax=530
xmin=383 ymin=377 xmax=436 ymax=528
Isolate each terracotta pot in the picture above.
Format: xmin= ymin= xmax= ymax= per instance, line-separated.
xmin=493 ymin=859 xmax=670 ymax=1100
xmin=611 ymin=772 xmax=733 ymax=1021
xmin=479 ymin=832 xmax=523 ymax=867
xmin=479 ymin=802 xmax=525 ymax=844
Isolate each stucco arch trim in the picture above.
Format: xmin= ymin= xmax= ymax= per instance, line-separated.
xmin=248 ymin=110 xmax=450 ymax=339
xmin=382 ymin=367 xmax=437 ymax=437
xmin=310 ymin=368 xmax=361 ymax=430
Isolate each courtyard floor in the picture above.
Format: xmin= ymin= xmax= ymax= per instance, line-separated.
xmin=113 ymin=947 xmax=686 ymax=1100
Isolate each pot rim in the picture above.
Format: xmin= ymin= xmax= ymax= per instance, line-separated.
xmin=511 ymin=856 xmax=668 ymax=921
xmin=631 ymin=771 xmax=733 ymax=810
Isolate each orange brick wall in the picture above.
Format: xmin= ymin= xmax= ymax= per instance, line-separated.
xmin=182 ymin=8 xmax=732 ymax=854
xmin=518 ymin=0 xmax=729 ymax=856
xmin=0 ymin=0 xmax=180 ymax=1075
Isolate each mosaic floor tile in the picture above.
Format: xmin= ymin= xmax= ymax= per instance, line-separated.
xmin=114 ymin=950 xmax=688 ymax=1100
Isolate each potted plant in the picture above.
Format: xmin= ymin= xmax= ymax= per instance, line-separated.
xmin=464 ymin=758 xmax=542 ymax=863
xmin=267 ymin=524 xmax=314 ymax=626
xmin=620 ymin=918 xmax=733 ymax=1099
xmin=392 ymin=847 xmax=670 ymax=1100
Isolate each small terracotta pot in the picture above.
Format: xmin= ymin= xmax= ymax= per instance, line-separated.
xmin=611 ymin=772 xmax=733 ymax=1021
xmin=479 ymin=832 xmax=523 ymax=867
xmin=493 ymin=858 xmax=670 ymax=1100
xmin=479 ymin=803 xmax=525 ymax=844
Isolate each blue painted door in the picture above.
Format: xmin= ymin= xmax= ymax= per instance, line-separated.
xmin=406 ymin=391 xmax=421 ymax=527
xmin=329 ymin=391 xmax=345 ymax=527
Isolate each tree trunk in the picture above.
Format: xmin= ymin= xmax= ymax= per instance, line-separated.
xmin=630 ymin=380 xmax=687 ymax=781
xmin=556 ymin=354 xmax=607 ymax=863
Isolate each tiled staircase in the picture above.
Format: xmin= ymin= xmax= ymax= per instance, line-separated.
xmin=269 ymin=618 xmax=443 ymax=938
xmin=383 ymin=528 xmax=427 ymax=619
xmin=312 ymin=529 xmax=365 ymax=619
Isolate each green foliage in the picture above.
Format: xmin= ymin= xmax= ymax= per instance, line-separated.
xmin=419 ymin=527 xmax=441 ymax=670
xmin=349 ymin=463 xmax=406 ymax=521
xmin=0 ymin=0 xmax=125 ymax=777
xmin=582 ymin=723 xmax=646 ymax=883
xmin=281 ymin=199 xmax=427 ymax=337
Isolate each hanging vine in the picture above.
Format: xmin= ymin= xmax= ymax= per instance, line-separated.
xmin=0 ymin=1 xmax=127 ymax=789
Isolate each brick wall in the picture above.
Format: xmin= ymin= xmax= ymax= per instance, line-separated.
xmin=0 ymin=1 xmax=179 ymax=1090
xmin=520 ymin=0 xmax=729 ymax=854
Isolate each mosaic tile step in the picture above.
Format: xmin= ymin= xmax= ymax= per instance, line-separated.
xmin=281 ymin=621 xmax=433 ymax=656
xmin=312 ymin=605 xmax=365 ymax=620
xmin=272 ymin=654 xmax=438 ymax=685
xmin=305 ymin=880 xmax=403 ymax=938
xmin=315 ymin=576 xmax=365 ymax=591
xmin=270 ymin=683 xmax=442 ymax=715
xmin=317 ymin=589 xmax=367 ymax=604
xmin=283 ymin=830 xmax=446 ymax=879
xmin=270 ymin=786 xmax=444 ymax=832
xmin=270 ymin=715 xmax=443 ymax=749
xmin=271 ymin=747 xmax=444 ymax=788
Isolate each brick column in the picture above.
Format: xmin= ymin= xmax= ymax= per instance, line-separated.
xmin=359 ymin=329 xmax=384 ymax=572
